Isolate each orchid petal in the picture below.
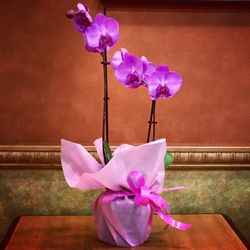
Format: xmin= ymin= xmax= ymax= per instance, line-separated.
xmin=141 ymin=56 xmax=149 ymax=73
xmin=143 ymin=63 xmax=157 ymax=86
xmin=85 ymin=12 xmax=92 ymax=23
xmin=77 ymin=3 xmax=87 ymax=12
xmin=132 ymin=57 xmax=143 ymax=76
xmin=166 ymin=72 xmax=183 ymax=96
xmin=141 ymin=56 xmax=148 ymax=65
xmin=121 ymin=48 xmax=129 ymax=57
xmin=147 ymin=83 xmax=158 ymax=100
xmin=111 ymin=48 xmax=128 ymax=69
xmin=124 ymin=54 xmax=138 ymax=65
xmin=94 ymin=13 xmax=107 ymax=30
xmin=84 ymin=40 xmax=99 ymax=53
xmin=115 ymin=62 xmax=132 ymax=83
xmin=124 ymin=54 xmax=143 ymax=75
xmin=111 ymin=51 xmax=122 ymax=69
xmin=156 ymin=65 xmax=170 ymax=82
xmin=105 ymin=18 xmax=119 ymax=38
xmin=85 ymin=23 xmax=101 ymax=48
xmin=146 ymin=71 xmax=160 ymax=87
xmin=146 ymin=63 xmax=157 ymax=76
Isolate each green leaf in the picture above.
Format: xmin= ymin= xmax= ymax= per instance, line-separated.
xmin=164 ymin=152 xmax=174 ymax=167
xmin=103 ymin=140 xmax=112 ymax=162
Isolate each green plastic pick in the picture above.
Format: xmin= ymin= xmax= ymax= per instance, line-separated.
xmin=103 ymin=140 xmax=112 ymax=162
xmin=164 ymin=152 xmax=174 ymax=167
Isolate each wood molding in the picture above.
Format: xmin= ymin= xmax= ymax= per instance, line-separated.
xmin=0 ymin=145 xmax=249 ymax=170
xmin=102 ymin=0 xmax=250 ymax=11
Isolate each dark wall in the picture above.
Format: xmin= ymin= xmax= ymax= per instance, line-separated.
xmin=0 ymin=0 xmax=249 ymax=145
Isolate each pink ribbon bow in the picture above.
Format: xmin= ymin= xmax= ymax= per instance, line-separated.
xmin=103 ymin=170 xmax=192 ymax=231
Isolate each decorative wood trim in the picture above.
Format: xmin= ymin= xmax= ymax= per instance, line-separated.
xmin=102 ymin=0 xmax=250 ymax=11
xmin=0 ymin=145 xmax=249 ymax=170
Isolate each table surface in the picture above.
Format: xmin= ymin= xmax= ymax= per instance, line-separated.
xmin=3 ymin=214 xmax=247 ymax=250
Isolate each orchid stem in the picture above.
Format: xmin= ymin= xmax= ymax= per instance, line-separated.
xmin=152 ymin=101 xmax=156 ymax=140
xmin=147 ymin=100 xmax=157 ymax=143
xmin=146 ymin=101 xmax=154 ymax=143
xmin=101 ymin=48 xmax=110 ymax=164
xmin=102 ymin=8 xmax=110 ymax=165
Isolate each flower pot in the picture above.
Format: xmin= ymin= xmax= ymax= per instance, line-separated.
xmin=93 ymin=191 xmax=153 ymax=247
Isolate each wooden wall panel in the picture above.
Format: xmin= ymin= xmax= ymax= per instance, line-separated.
xmin=0 ymin=145 xmax=249 ymax=170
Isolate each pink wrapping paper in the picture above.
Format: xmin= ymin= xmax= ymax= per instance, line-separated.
xmin=61 ymin=138 xmax=166 ymax=192
xmin=61 ymin=138 xmax=166 ymax=246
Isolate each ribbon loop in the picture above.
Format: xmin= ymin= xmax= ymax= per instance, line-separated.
xmin=127 ymin=170 xmax=145 ymax=193
xmin=135 ymin=185 xmax=150 ymax=206
xmin=127 ymin=170 xmax=192 ymax=230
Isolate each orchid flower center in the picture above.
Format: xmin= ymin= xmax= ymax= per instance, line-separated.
xmin=160 ymin=86 xmax=167 ymax=94
xmin=126 ymin=72 xmax=140 ymax=84
xmin=156 ymin=85 xmax=170 ymax=98
xmin=100 ymin=35 xmax=113 ymax=48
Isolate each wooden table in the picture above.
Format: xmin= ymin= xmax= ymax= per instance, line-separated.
xmin=2 ymin=214 xmax=247 ymax=250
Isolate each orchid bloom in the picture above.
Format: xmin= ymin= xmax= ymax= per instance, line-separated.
xmin=66 ymin=3 xmax=92 ymax=33
xmin=146 ymin=65 xmax=183 ymax=100
xmin=114 ymin=53 xmax=144 ymax=88
xmin=85 ymin=14 xmax=119 ymax=52
xmin=111 ymin=50 xmax=157 ymax=88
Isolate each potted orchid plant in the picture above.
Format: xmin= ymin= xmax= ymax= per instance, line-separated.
xmin=61 ymin=3 xmax=191 ymax=247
